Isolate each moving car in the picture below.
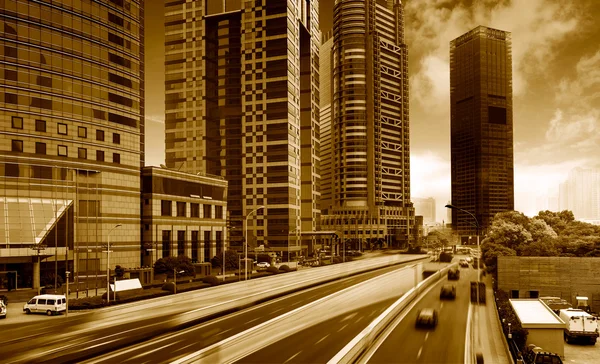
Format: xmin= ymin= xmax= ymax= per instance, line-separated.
xmin=448 ymin=267 xmax=460 ymax=280
xmin=465 ymin=256 xmax=473 ymax=263
xmin=256 ymin=261 xmax=271 ymax=270
xmin=416 ymin=308 xmax=438 ymax=328
xmin=440 ymin=284 xmax=457 ymax=299
xmin=0 ymin=300 xmax=6 ymax=319
xmin=23 ymin=294 xmax=66 ymax=316
xmin=459 ymin=259 xmax=469 ymax=268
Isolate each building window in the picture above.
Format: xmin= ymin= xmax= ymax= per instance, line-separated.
xmin=191 ymin=231 xmax=199 ymax=263
xmin=78 ymin=126 xmax=87 ymax=138
xmin=216 ymin=231 xmax=223 ymax=256
xmin=176 ymin=201 xmax=186 ymax=217
xmin=5 ymin=163 xmax=19 ymax=177
xmin=161 ymin=200 xmax=172 ymax=216
xmin=36 ymin=119 xmax=46 ymax=132
xmin=57 ymin=123 xmax=67 ymax=135
xmin=113 ymin=133 xmax=121 ymax=144
xmin=96 ymin=150 xmax=105 ymax=161
xmin=162 ymin=230 xmax=171 ymax=258
xmin=529 ymin=290 xmax=539 ymax=299
xmin=113 ymin=153 xmax=120 ymax=164
xmin=11 ymin=140 xmax=23 ymax=152
xmin=215 ymin=205 xmax=223 ymax=219
xmin=11 ymin=116 xmax=23 ymax=129
xmin=177 ymin=230 xmax=185 ymax=256
xmin=35 ymin=142 xmax=46 ymax=155
xmin=191 ymin=203 xmax=200 ymax=218
xmin=510 ymin=290 xmax=519 ymax=299
xmin=96 ymin=130 xmax=105 ymax=141
xmin=78 ymin=148 xmax=87 ymax=159
xmin=203 ymin=204 xmax=212 ymax=219
xmin=204 ymin=231 xmax=211 ymax=263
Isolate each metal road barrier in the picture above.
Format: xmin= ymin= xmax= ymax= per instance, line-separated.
xmin=327 ymin=263 xmax=458 ymax=364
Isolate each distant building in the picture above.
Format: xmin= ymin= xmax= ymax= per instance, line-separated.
xmin=413 ymin=197 xmax=436 ymax=224
xmin=320 ymin=0 xmax=415 ymax=250
xmin=163 ymin=1 xmax=321 ymax=259
xmin=141 ymin=167 xmax=227 ymax=268
xmin=449 ymin=26 xmax=514 ymax=236
xmin=558 ymin=167 xmax=600 ymax=220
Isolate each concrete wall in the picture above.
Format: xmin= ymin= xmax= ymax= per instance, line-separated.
xmin=526 ymin=327 xmax=565 ymax=358
xmin=498 ymin=256 xmax=600 ymax=312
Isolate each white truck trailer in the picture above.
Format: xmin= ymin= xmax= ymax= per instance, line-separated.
xmin=558 ymin=308 xmax=599 ymax=344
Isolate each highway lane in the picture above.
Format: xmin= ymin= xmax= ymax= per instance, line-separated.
xmin=367 ymin=264 xmax=476 ymax=363
xmin=233 ymin=267 xmax=433 ymax=364
xmin=78 ymin=261 xmax=423 ymax=363
xmin=1 ymin=255 xmax=426 ymax=363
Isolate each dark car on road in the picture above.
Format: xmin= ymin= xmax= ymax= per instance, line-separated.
xmin=440 ymin=284 xmax=456 ymax=300
xmin=416 ymin=308 xmax=438 ymax=328
xmin=448 ymin=267 xmax=460 ymax=280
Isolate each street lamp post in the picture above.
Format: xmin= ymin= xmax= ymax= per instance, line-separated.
xmin=173 ymin=269 xmax=184 ymax=294
xmin=65 ymin=271 xmax=70 ymax=317
xmin=244 ymin=206 xmax=265 ymax=281
xmin=106 ymin=224 xmax=122 ymax=304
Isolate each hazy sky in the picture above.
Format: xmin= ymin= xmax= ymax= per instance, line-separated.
xmin=145 ymin=0 xmax=600 ymax=220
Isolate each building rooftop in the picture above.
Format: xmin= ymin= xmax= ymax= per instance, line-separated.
xmin=509 ymin=299 xmax=565 ymax=328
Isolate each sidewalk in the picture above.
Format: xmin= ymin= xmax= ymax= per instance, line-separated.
xmin=476 ymin=274 xmax=513 ymax=364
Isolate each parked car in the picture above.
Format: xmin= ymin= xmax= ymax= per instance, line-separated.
xmin=440 ymin=284 xmax=456 ymax=300
xmin=256 ymin=261 xmax=271 ymax=270
xmin=416 ymin=308 xmax=438 ymax=328
xmin=0 ymin=300 xmax=7 ymax=319
xmin=23 ymin=294 xmax=66 ymax=316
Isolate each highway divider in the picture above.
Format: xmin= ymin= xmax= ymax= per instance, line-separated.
xmin=327 ymin=263 xmax=458 ymax=364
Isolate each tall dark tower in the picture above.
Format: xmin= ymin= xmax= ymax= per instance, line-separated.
xmin=450 ymin=26 xmax=514 ymax=237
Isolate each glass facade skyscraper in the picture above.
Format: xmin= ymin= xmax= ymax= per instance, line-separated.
xmin=0 ymin=0 xmax=145 ymax=291
xmin=164 ymin=0 xmax=320 ymax=258
xmin=450 ymin=25 xmax=514 ymax=235
xmin=320 ymin=0 xmax=415 ymax=249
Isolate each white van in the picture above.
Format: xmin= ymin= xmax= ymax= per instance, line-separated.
xmin=23 ymin=294 xmax=66 ymax=316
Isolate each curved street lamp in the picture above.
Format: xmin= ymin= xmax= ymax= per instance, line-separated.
xmin=244 ymin=206 xmax=265 ymax=281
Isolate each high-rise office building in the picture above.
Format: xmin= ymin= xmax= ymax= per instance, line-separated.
xmin=164 ymin=1 xmax=320 ymax=258
xmin=413 ymin=197 xmax=436 ymax=225
xmin=450 ymin=26 xmax=514 ymax=235
xmin=0 ymin=0 xmax=145 ymax=292
xmin=320 ymin=0 xmax=415 ymax=249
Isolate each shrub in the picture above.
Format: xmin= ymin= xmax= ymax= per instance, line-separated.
xmin=162 ymin=282 xmax=175 ymax=293
xmin=154 ymin=256 xmax=195 ymax=277
xmin=70 ymin=296 xmax=104 ymax=309
xmin=202 ymin=275 xmax=220 ymax=286
xmin=266 ymin=266 xmax=279 ymax=274
xmin=279 ymin=265 xmax=291 ymax=272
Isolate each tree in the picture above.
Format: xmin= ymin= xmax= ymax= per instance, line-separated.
xmin=154 ymin=256 xmax=195 ymax=277
xmin=516 ymin=237 xmax=559 ymax=257
xmin=528 ymin=218 xmax=557 ymax=242
xmin=211 ymin=250 xmax=239 ymax=270
xmin=114 ymin=265 xmax=125 ymax=279
xmin=535 ymin=210 xmax=575 ymax=235
xmin=484 ymin=219 xmax=532 ymax=251
xmin=481 ymin=242 xmax=516 ymax=273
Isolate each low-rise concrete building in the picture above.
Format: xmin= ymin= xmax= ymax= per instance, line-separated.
xmin=498 ymin=256 xmax=600 ymax=313
xmin=510 ymin=299 xmax=566 ymax=358
xmin=141 ymin=167 xmax=227 ymax=268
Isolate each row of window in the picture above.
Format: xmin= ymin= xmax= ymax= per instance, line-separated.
xmin=11 ymin=140 xmax=120 ymax=163
xmin=11 ymin=116 xmax=121 ymax=144
xmin=159 ymin=200 xmax=224 ymax=219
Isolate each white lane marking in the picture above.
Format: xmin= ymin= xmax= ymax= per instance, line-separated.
xmin=440 ymin=302 xmax=444 ymax=309
xmin=246 ymin=317 xmax=260 ymax=324
xmin=272 ymin=307 xmax=284 ymax=314
xmin=337 ymin=323 xmax=349 ymax=332
xmin=316 ymin=334 xmax=330 ymax=345
xmin=417 ymin=346 xmax=423 ymax=360
xmin=341 ymin=312 xmax=358 ymax=322
xmin=129 ymin=340 xmax=180 ymax=361
xmin=425 ymin=332 xmax=429 ymax=341
xmin=283 ymin=350 xmax=302 ymax=364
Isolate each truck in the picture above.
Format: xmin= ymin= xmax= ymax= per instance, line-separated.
xmin=558 ymin=308 xmax=599 ymax=344
xmin=470 ymin=281 xmax=486 ymax=304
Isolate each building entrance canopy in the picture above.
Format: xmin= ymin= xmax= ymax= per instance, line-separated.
xmin=0 ymin=197 xmax=71 ymax=262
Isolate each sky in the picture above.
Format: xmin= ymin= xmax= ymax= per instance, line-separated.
xmin=145 ymin=0 xmax=600 ymax=221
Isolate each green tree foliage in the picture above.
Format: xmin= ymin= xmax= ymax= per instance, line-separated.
xmin=154 ymin=256 xmax=195 ymax=277
xmin=211 ymin=250 xmax=239 ymax=270
xmin=482 ymin=210 xmax=600 ymax=263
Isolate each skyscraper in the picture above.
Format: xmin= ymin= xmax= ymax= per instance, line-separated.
xmin=164 ymin=1 xmax=320 ymax=258
xmin=559 ymin=167 xmax=600 ymax=220
xmin=450 ymin=26 xmax=514 ymax=235
xmin=412 ymin=197 xmax=436 ymax=225
xmin=320 ymin=0 xmax=415 ymax=249
xmin=1 ymin=0 xmax=145 ymax=290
